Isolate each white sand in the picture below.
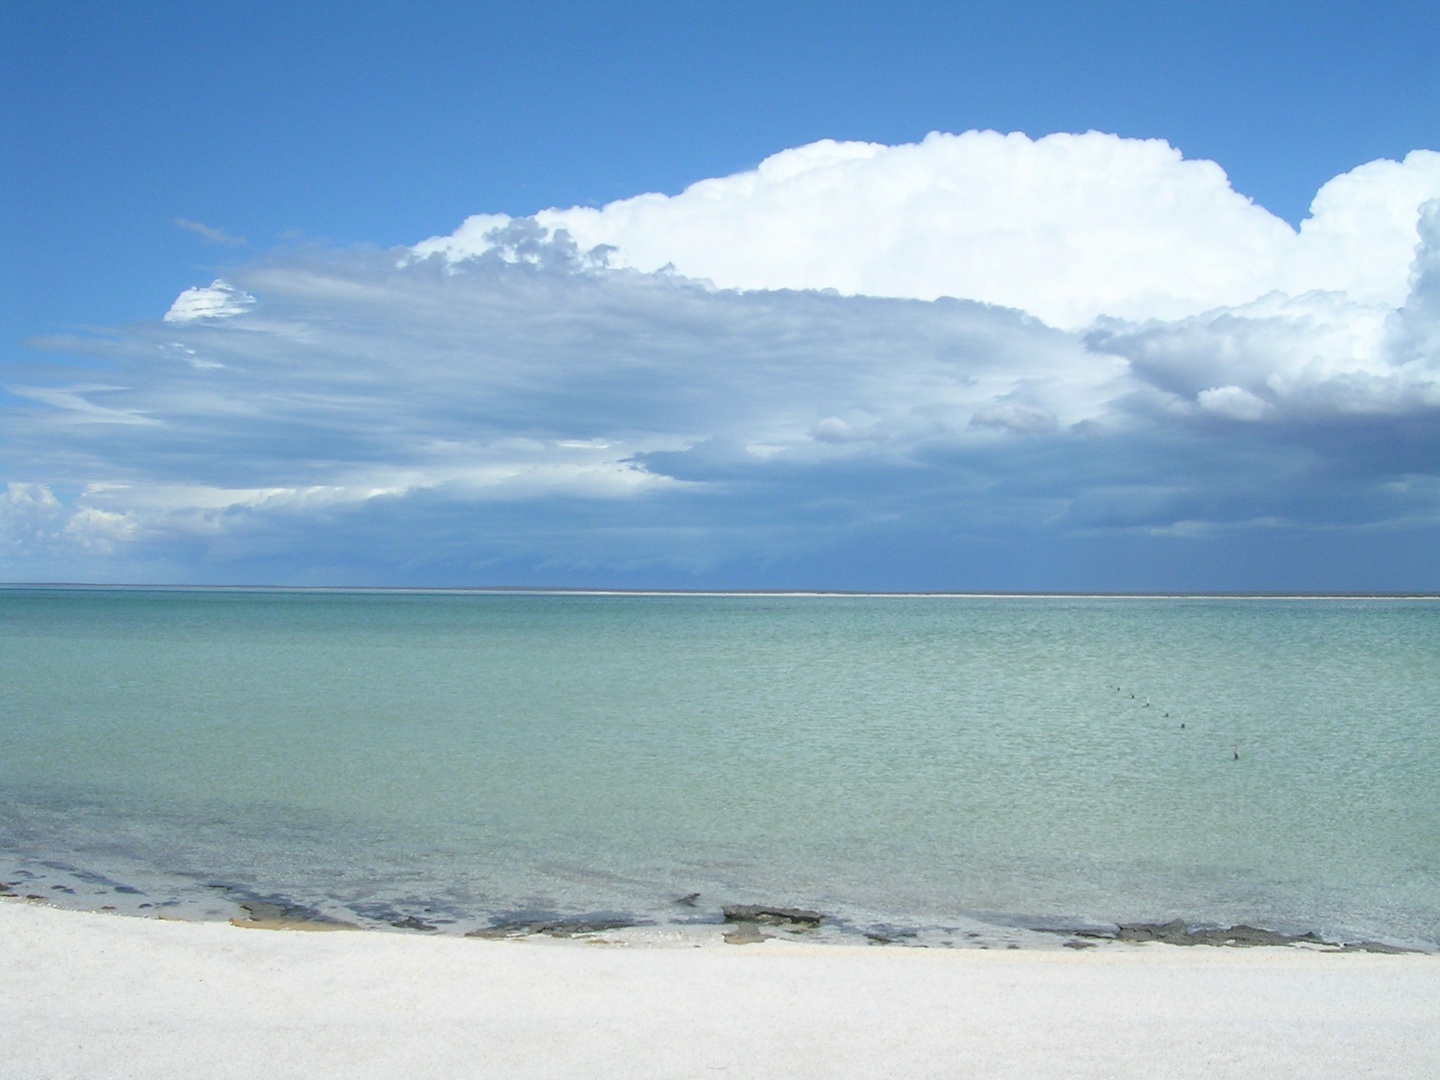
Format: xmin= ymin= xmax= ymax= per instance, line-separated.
xmin=3 ymin=900 xmax=1438 ymax=1079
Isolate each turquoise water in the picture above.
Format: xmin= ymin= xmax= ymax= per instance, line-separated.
xmin=2 ymin=588 xmax=1437 ymax=947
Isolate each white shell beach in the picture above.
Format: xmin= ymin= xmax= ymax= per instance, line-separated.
xmin=4 ymin=900 xmax=1437 ymax=1080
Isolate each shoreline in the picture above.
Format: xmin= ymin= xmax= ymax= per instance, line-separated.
xmin=7 ymin=871 xmax=1430 ymax=955
xmin=4 ymin=899 xmax=1438 ymax=1079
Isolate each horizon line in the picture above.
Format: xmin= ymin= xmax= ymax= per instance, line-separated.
xmin=3 ymin=583 xmax=1439 ymax=600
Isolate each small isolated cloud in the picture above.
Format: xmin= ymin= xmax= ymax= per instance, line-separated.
xmin=163 ymin=279 xmax=256 ymax=323
xmin=5 ymin=135 xmax=1440 ymax=588
xmin=174 ymin=218 xmax=247 ymax=246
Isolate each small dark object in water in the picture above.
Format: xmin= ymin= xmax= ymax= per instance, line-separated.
xmin=674 ymin=892 xmax=700 ymax=907
xmin=391 ymin=915 xmax=437 ymax=932
xmin=1232 ymin=746 xmax=1240 ymax=760
xmin=722 ymin=904 xmax=825 ymax=927
xmin=1180 ymin=722 xmax=1185 ymax=728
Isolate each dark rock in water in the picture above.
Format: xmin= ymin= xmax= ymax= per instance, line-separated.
xmin=466 ymin=916 xmax=634 ymax=939
xmin=391 ymin=915 xmax=437 ymax=932
xmin=1117 ymin=921 xmax=1241 ymax=945
xmin=1337 ymin=940 xmax=1417 ymax=954
xmin=539 ymin=917 xmax=633 ymax=937
xmin=723 ymin=922 xmax=770 ymax=945
xmin=674 ymin=892 xmax=701 ymax=907
xmin=1115 ymin=920 xmax=1191 ymax=944
xmin=1201 ymin=925 xmax=1323 ymax=947
xmin=466 ymin=924 xmax=523 ymax=939
xmin=1105 ymin=921 xmax=1404 ymax=949
xmin=722 ymin=904 xmax=824 ymax=927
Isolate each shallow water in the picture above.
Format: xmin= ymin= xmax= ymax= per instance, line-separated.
xmin=2 ymin=588 xmax=1437 ymax=947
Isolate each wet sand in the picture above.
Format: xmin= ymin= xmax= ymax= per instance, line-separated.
xmin=3 ymin=899 xmax=1438 ymax=1079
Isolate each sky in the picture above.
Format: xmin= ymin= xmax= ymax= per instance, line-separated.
xmin=3 ymin=1 xmax=1440 ymax=590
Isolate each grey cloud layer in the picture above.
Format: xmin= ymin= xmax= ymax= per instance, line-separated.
xmin=5 ymin=212 xmax=1440 ymax=588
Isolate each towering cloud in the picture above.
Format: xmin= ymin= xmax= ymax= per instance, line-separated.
xmin=416 ymin=131 xmax=1440 ymax=329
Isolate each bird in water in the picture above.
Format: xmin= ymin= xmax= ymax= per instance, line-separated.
xmin=1232 ymin=745 xmax=1240 ymax=761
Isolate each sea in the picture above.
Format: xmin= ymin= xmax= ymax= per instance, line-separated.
xmin=2 ymin=587 xmax=1437 ymax=949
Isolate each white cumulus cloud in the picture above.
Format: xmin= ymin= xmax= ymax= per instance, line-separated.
xmin=164 ymin=279 xmax=256 ymax=323
xmin=416 ymin=131 xmax=1440 ymax=330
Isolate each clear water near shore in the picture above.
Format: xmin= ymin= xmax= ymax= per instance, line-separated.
xmin=2 ymin=588 xmax=1437 ymax=949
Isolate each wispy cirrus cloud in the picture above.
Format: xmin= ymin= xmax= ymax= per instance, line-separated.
xmin=173 ymin=218 xmax=248 ymax=247
xmin=5 ymin=133 xmax=1440 ymax=589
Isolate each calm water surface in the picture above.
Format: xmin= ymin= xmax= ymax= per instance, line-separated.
xmin=2 ymin=589 xmax=1436 ymax=947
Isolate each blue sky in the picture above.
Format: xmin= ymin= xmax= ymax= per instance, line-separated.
xmin=3 ymin=1 xmax=1440 ymax=589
